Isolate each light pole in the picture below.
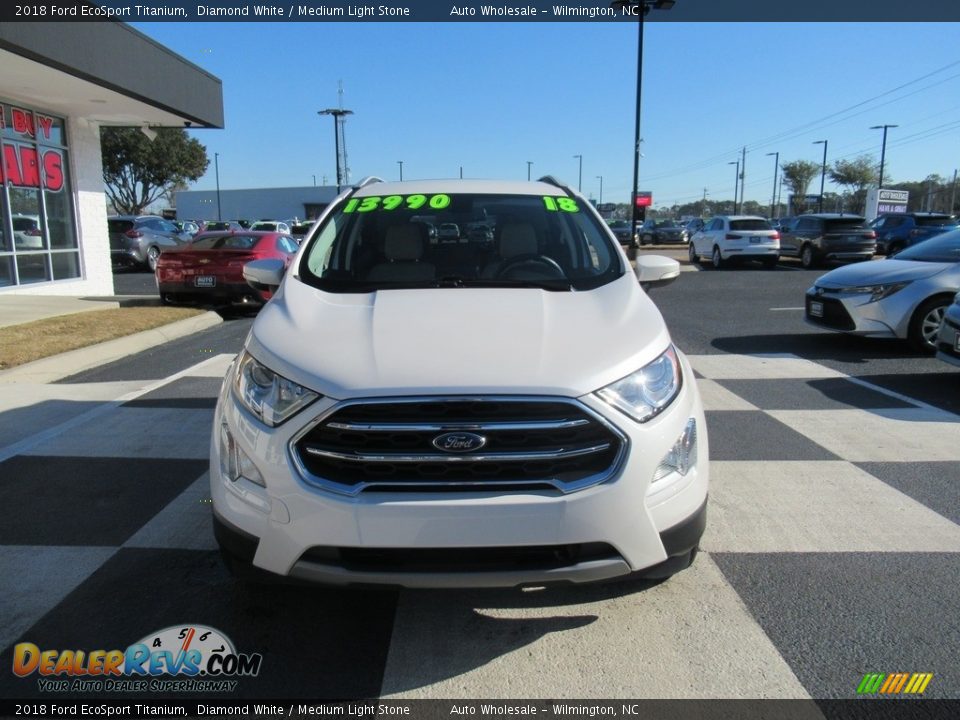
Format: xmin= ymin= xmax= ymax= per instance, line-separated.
xmin=397 ymin=160 xmax=403 ymax=181
xmin=318 ymin=108 xmax=353 ymax=192
xmin=765 ymin=151 xmax=779 ymax=219
xmin=870 ymin=124 xmax=897 ymax=189
xmin=214 ymin=152 xmax=221 ymax=221
xmin=728 ymin=160 xmax=739 ymax=214
xmin=613 ymin=0 xmax=675 ymax=247
xmin=596 ymin=175 xmax=603 ymax=208
xmin=573 ymin=154 xmax=582 ymax=191
xmin=527 ymin=161 xmax=533 ymax=181
xmin=813 ymin=140 xmax=828 ymax=213
xmin=312 ymin=174 xmax=316 ymax=187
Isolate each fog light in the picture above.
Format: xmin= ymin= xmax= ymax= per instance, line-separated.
xmin=652 ymin=418 xmax=697 ymax=484
xmin=219 ymin=422 xmax=266 ymax=487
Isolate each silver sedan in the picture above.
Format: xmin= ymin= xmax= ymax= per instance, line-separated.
xmin=805 ymin=230 xmax=960 ymax=353
xmin=936 ymin=291 xmax=960 ymax=367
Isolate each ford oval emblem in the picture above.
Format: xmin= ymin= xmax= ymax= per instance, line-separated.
xmin=432 ymin=432 xmax=487 ymax=453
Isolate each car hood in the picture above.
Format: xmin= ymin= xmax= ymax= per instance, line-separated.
xmin=246 ymin=273 xmax=673 ymax=399
xmin=813 ymin=259 xmax=952 ymax=288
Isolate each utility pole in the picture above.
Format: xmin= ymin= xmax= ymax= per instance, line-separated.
xmin=739 ymin=146 xmax=746 ymax=214
xmin=951 ymin=169 xmax=957 ymax=214
xmin=766 ymin=151 xmax=779 ymax=219
xmin=527 ymin=161 xmax=533 ymax=181
xmin=728 ymin=160 xmax=739 ymax=214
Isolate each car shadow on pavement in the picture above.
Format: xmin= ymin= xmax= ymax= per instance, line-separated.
xmin=712 ymin=332 xmax=923 ymax=363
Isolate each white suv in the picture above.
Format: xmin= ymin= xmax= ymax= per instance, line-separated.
xmin=689 ymin=215 xmax=780 ymax=269
xmin=212 ymin=177 xmax=709 ymax=588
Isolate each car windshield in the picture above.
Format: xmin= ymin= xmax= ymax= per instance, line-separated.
xmin=655 ymin=221 xmax=680 ymax=228
xmin=205 ymin=222 xmax=234 ymax=231
xmin=108 ymin=219 xmax=134 ymax=234
xmin=191 ymin=234 xmax=260 ymax=250
xmin=730 ymin=219 xmax=772 ymax=231
xmin=824 ymin=218 xmax=868 ymax=231
xmin=893 ymin=231 xmax=960 ymax=263
xmin=916 ymin=215 xmax=958 ymax=226
xmin=300 ymin=191 xmax=623 ymax=292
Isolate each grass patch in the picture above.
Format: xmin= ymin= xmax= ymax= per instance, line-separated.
xmin=0 ymin=307 xmax=205 ymax=370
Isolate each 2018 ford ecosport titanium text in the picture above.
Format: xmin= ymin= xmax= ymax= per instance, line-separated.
xmin=211 ymin=177 xmax=708 ymax=588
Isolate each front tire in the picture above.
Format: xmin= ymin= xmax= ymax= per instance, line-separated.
xmin=908 ymin=297 xmax=949 ymax=354
xmin=800 ymin=244 xmax=816 ymax=269
xmin=711 ymin=246 xmax=726 ymax=269
xmin=688 ymin=243 xmax=699 ymax=264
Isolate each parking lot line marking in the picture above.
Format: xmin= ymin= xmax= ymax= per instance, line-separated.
xmin=0 ymin=354 xmax=227 ymax=464
xmin=769 ymin=307 xmax=805 ymax=311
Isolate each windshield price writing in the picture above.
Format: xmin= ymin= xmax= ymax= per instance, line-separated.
xmin=343 ymin=194 xmax=452 ymax=213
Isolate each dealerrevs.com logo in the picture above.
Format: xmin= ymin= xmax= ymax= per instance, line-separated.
xmin=13 ymin=625 xmax=262 ymax=693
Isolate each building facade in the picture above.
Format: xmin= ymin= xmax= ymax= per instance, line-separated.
xmin=0 ymin=22 xmax=223 ymax=295
xmin=176 ymin=186 xmax=340 ymax=225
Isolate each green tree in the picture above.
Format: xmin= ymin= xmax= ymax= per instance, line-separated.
xmin=780 ymin=160 xmax=821 ymax=214
xmin=828 ymin=155 xmax=878 ymax=214
xmin=101 ymin=127 xmax=209 ymax=215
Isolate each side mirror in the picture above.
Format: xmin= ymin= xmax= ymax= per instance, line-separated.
xmin=243 ymin=258 xmax=285 ymax=293
xmin=635 ymin=255 xmax=680 ymax=290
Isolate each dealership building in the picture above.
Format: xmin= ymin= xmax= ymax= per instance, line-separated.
xmin=176 ymin=186 xmax=340 ymax=226
xmin=0 ymin=23 xmax=222 ymax=296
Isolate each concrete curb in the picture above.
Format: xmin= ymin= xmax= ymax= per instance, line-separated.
xmin=0 ymin=311 xmax=223 ymax=384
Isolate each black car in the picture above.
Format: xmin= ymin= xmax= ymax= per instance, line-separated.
xmin=640 ymin=220 xmax=688 ymax=245
xmin=606 ymin=219 xmax=638 ymax=248
xmin=779 ymin=214 xmax=877 ymax=268
xmin=869 ymin=212 xmax=959 ymax=255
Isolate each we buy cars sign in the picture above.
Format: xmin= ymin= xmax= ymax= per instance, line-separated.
xmin=0 ymin=104 xmax=65 ymax=192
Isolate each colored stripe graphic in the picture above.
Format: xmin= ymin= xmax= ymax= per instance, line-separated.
xmin=904 ymin=673 xmax=934 ymax=694
xmin=857 ymin=672 xmax=933 ymax=695
xmin=857 ymin=673 xmax=885 ymax=694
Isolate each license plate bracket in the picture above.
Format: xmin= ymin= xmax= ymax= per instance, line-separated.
xmin=195 ymin=275 xmax=216 ymax=288
xmin=809 ymin=301 xmax=824 ymax=318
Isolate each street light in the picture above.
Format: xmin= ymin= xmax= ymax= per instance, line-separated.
xmin=596 ymin=175 xmax=603 ymax=207
xmin=765 ymin=151 xmax=779 ymax=219
xmin=214 ymin=152 xmax=221 ymax=221
xmin=527 ymin=161 xmax=533 ymax=181
xmin=397 ymin=160 xmax=403 ymax=181
xmin=870 ymin=124 xmax=898 ymax=189
xmin=573 ymin=154 xmax=582 ymax=191
xmin=813 ymin=140 xmax=828 ymax=213
xmin=612 ymin=0 xmax=674 ymax=243
xmin=318 ymin=108 xmax=354 ymax=192
xmin=728 ymin=160 xmax=740 ymax=214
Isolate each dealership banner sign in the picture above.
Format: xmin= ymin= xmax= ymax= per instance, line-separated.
xmin=0 ymin=104 xmax=65 ymax=192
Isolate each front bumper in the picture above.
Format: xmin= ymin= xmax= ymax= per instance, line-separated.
xmin=209 ymin=355 xmax=709 ymax=588
xmin=804 ymin=286 xmax=913 ymax=339
xmin=936 ymin=311 xmax=960 ymax=367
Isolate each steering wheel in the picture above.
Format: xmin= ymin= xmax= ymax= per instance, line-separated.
xmin=495 ymin=254 xmax=565 ymax=279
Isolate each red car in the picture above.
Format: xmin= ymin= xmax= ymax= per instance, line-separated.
xmin=155 ymin=231 xmax=298 ymax=307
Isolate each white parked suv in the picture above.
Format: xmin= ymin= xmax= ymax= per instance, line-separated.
xmin=211 ymin=177 xmax=709 ymax=588
xmin=688 ymin=215 xmax=780 ymax=269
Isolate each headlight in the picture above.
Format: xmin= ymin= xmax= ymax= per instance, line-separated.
xmin=232 ymin=349 xmax=319 ymax=426
xmin=595 ymin=345 xmax=682 ymax=423
xmin=841 ymin=281 xmax=910 ymax=302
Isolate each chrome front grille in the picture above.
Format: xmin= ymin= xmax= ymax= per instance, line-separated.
xmin=291 ymin=397 xmax=627 ymax=496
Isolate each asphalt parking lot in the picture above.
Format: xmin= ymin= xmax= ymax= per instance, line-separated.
xmin=1 ymin=259 xmax=957 ymax=704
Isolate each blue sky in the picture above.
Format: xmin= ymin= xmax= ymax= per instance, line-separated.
xmin=134 ymin=21 xmax=960 ymax=210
